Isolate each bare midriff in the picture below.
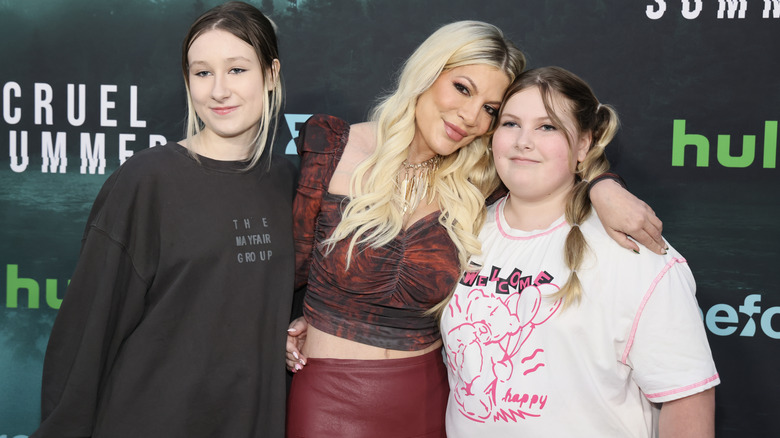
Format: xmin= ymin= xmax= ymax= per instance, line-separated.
xmin=303 ymin=325 xmax=442 ymax=360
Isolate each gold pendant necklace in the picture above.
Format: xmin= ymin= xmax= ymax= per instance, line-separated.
xmin=398 ymin=155 xmax=441 ymax=214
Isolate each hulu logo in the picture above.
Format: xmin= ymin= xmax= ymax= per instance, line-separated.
xmin=5 ymin=264 xmax=66 ymax=309
xmin=672 ymin=119 xmax=777 ymax=168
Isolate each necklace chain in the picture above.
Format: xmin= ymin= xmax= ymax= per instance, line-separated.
xmin=398 ymin=155 xmax=441 ymax=215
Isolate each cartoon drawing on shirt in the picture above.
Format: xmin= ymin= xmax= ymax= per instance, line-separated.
xmin=446 ymin=279 xmax=561 ymax=423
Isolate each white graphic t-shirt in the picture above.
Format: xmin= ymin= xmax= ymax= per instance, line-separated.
xmin=441 ymin=196 xmax=719 ymax=438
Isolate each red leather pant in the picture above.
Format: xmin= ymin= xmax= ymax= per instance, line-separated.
xmin=286 ymin=348 xmax=448 ymax=437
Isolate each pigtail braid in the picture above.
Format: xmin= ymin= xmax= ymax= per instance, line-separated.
xmin=552 ymin=102 xmax=618 ymax=309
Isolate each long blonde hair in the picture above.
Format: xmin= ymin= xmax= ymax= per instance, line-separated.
xmin=181 ymin=1 xmax=282 ymax=169
xmin=325 ymin=21 xmax=526 ymax=284
xmin=501 ymin=66 xmax=620 ymax=309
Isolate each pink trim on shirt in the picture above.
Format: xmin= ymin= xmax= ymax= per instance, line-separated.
xmin=644 ymin=373 xmax=720 ymax=400
xmin=621 ymin=257 xmax=687 ymax=364
xmin=495 ymin=196 xmax=568 ymax=240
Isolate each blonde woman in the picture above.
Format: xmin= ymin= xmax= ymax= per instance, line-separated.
xmin=285 ymin=23 xmax=664 ymax=438
xmin=442 ymin=66 xmax=718 ymax=437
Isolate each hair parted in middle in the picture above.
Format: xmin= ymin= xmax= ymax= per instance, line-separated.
xmin=325 ymin=20 xmax=526 ymax=280
xmin=501 ymin=66 xmax=620 ymax=309
xmin=181 ymin=1 xmax=282 ymax=170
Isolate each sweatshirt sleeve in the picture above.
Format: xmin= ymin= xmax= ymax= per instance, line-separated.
xmin=33 ymin=166 xmax=154 ymax=437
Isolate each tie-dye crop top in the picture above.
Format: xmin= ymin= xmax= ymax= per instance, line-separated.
xmin=293 ymin=114 xmax=461 ymax=351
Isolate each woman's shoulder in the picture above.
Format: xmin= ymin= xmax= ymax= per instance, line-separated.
xmin=122 ymin=141 xmax=182 ymax=164
xmin=344 ymin=121 xmax=377 ymax=157
xmin=582 ymin=213 xmax=683 ymax=278
xmin=107 ymin=142 xmax=182 ymax=182
xmin=297 ymin=114 xmax=377 ymax=155
xmin=305 ymin=113 xmax=349 ymax=130
xmin=297 ymin=114 xmax=349 ymax=154
xmin=84 ymin=145 xmax=181 ymax=230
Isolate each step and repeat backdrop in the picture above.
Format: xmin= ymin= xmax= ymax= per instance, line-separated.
xmin=1 ymin=0 xmax=778 ymax=436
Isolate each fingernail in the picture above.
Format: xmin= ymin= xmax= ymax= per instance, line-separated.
xmin=294 ymin=363 xmax=302 ymax=371
xmin=287 ymin=328 xmax=296 ymax=332
xmin=632 ymin=249 xmax=640 ymax=254
xmin=300 ymin=359 xmax=306 ymax=365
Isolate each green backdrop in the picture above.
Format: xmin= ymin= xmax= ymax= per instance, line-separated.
xmin=1 ymin=0 xmax=778 ymax=436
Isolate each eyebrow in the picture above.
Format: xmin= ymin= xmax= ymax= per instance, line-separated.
xmin=500 ymin=113 xmax=553 ymax=123
xmin=457 ymin=75 xmax=502 ymax=106
xmin=224 ymin=56 xmax=254 ymax=63
xmin=189 ymin=56 xmax=254 ymax=67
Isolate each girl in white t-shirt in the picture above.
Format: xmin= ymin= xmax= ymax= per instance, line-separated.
xmin=441 ymin=66 xmax=719 ymax=438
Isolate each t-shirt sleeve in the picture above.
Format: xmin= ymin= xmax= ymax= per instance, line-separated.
xmin=291 ymin=114 xmax=348 ymax=318
xmin=623 ymin=257 xmax=720 ymax=403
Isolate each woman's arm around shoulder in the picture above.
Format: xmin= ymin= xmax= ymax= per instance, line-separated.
xmin=589 ymin=178 xmax=665 ymax=255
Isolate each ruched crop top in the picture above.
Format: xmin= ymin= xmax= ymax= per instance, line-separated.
xmin=292 ymin=114 xmax=461 ymax=351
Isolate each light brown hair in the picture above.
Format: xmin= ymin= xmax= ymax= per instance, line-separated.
xmin=500 ymin=66 xmax=619 ymax=308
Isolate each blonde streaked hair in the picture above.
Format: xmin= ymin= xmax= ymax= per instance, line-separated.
xmin=501 ymin=66 xmax=619 ymax=309
xmin=324 ymin=20 xmax=525 ymax=312
xmin=181 ymin=1 xmax=282 ymax=169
